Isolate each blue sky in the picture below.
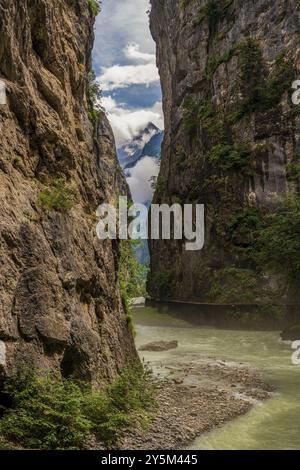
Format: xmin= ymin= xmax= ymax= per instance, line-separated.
xmin=93 ymin=0 xmax=163 ymax=147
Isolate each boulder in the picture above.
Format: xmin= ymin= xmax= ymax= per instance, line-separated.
xmin=139 ymin=340 xmax=178 ymax=352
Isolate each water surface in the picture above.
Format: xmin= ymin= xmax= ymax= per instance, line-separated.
xmin=133 ymin=306 xmax=300 ymax=450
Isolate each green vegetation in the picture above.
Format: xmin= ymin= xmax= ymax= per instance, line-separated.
xmin=0 ymin=364 xmax=156 ymax=450
xmin=88 ymin=70 xmax=101 ymax=104
xmin=197 ymin=0 xmax=233 ymax=30
xmin=237 ymin=39 xmax=263 ymax=109
xmin=150 ymin=266 xmax=176 ymax=298
xmin=204 ymin=41 xmax=294 ymax=114
xmin=119 ymin=240 xmax=148 ymax=299
xmin=223 ymin=197 xmax=300 ymax=288
xmin=261 ymin=52 xmax=295 ymax=109
xmin=183 ymin=97 xmax=253 ymax=175
xmin=12 ymin=156 xmax=23 ymax=169
xmin=179 ymin=0 xmax=193 ymax=8
xmin=83 ymin=362 xmax=155 ymax=445
xmin=285 ymin=105 xmax=300 ymax=119
xmin=118 ymin=240 xmax=148 ymax=335
xmin=228 ymin=207 xmax=263 ymax=245
xmin=208 ymin=267 xmax=259 ymax=303
xmin=183 ymin=97 xmax=214 ymax=133
xmin=38 ymin=179 xmax=76 ymax=212
xmin=88 ymin=0 xmax=101 ymax=17
xmin=182 ymin=97 xmax=202 ymax=134
xmin=206 ymin=45 xmax=237 ymax=79
xmin=208 ymin=143 xmax=253 ymax=175
xmin=183 ymin=42 xmax=295 ymax=180
xmin=154 ymin=175 xmax=168 ymax=198
xmin=256 ymin=196 xmax=300 ymax=285
xmin=232 ymin=44 xmax=295 ymax=121
xmin=204 ymin=40 xmax=261 ymax=83
xmin=255 ymin=304 xmax=284 ymax=320
xmin=180 ymin=0 xmax=233 ymax=35
xmin=286 ymin=162 xmax=300 ymax=183
xmin=183 ymin=97 xmax=227 ymax=141
xmin=88 ymin=107 xmax=103 ymax=128
xmin=0 ymin=369 xmax=91 ymax=450
xmin=198 ymin=41 xmax=295 ymax=126
xmin=87 ymin=69 xmax=103 ymax=128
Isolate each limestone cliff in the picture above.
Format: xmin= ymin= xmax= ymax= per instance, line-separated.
xmin=0 ymin=0 xmax=136 ymax=386
xmin=148 ymin=0 xmax=300 ymax=303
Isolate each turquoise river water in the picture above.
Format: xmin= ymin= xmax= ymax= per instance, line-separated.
xmin=133 ymin=305 xmax=300 ymax=450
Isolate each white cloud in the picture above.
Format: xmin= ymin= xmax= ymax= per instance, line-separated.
xmin=98 ymin=43 xmax=158 ymax=92
xmin=93 ymin=2 xmax=163 ymax=148
xmin=93 ymin=0 xmax=153 ymax=68
xmin=101 ymin=97 xmax=163 ymax=147
xmin=125 ymin=43 xmax=156 ymax=63
xmin=99 ymin=63 xmax=159 ymax=91
xmin=127 ymin=156 xmax=160 ymax=204
xmin=100 ymin=95 xmax=117 ymax=112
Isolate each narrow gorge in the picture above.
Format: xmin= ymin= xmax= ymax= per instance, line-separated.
xmin=0 ymin=0 xmax=300 ymax=454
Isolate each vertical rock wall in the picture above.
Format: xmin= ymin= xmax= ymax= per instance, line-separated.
xmin=148 ymin=0 xmax=300 ymax=303
xmin=0 ymin=0 xmax=136 ymax=386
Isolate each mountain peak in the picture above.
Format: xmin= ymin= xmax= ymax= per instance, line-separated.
xmin=131 ymin=122 xmax=160 ymax=142
xmin=117 ymin=122 xmax=162 ymax=167
xmin=145 ymin=122 xmax=160 ymax=132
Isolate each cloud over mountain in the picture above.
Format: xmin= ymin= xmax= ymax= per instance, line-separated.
xmin=101 ymin=96 xmax=163 ymax=147
xmin=127 ymin=156 xmax=160 ymax=204
xmin=93 ymin=1 xmax=163 ymax=149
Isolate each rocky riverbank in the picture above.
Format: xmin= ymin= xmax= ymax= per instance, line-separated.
xmin=117 ymin=357 xmax=273 ymax=450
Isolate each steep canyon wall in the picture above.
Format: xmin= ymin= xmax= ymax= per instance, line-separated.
xmin=148 ymin=0 xmax=300 ymax=304
xmin=0 ymin=0 xmax=136 ymax=386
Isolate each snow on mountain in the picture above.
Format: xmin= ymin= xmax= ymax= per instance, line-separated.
xmin=117 ymin=122 xmax=163 ymax=204
xmin=117 ymin=122 xmax=163 ymax=172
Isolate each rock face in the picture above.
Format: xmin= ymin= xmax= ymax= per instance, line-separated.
xmin=148 ymin=0 xmax=300 ymax=303
xmin=0 ymin=0 xmax=136 ymax=386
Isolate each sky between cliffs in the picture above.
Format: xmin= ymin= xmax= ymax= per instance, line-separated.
xmin=93 ymin=0 xmax=164 ymax=147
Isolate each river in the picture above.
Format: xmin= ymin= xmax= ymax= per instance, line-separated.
xmin=133 ymin=305 xmax=300 ymax=450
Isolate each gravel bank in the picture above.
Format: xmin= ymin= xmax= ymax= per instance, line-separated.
xmin=118 ymin=358 xmax=273 ymax=450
